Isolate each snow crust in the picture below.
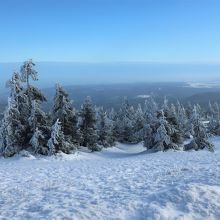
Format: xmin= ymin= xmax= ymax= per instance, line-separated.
xmin=1 ymin=138 xmax=220 ymax=219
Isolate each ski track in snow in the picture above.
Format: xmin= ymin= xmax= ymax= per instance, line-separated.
xmin=1 ymin=138 xmax=220 ymax=220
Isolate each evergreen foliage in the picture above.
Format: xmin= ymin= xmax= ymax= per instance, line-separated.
xmin=79 ymin=97 xmax=100 ymax=151
xmin=0 ymin=60 xmax=218 ymax=157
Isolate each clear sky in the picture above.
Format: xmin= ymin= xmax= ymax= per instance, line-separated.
xmin=0 ymin=0 xmax=220 ymax=63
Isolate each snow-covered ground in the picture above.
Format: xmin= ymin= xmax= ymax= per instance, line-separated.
xmin=1 ymin=138 xmax=220 ymax=220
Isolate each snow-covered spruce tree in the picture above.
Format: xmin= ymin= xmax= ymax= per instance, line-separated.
xmin=176 ymin=100 xmax=190 ymax=138
xmin=185 ymin=102 xmax=194 ymax=119
xmin=29 ymin=100 xmax=51 ymax=154
xmin=20 ymin=59 xmax=38 ymax=87
xmin=114 ymin=98 xmax=136 ymax=143
xmin=164 ymin=102 xmax=184 ymax=146
xmin=150 ymin=110 xmax=172 ymax=152
xmin=107 ymin=108 xmax=117 ymax=143
xmin=20 ymin=60 xmax=47 ymax=146
xmin=213 ymin=102 xmax=220 ymax=119
xmin=79 ymin=96 xmax=100 ymax=151
xmin=143 ymin=96 xmax=158 ymax=124
xmin=97 ymin=107 xmax=114 ymax=147
xmin=52 ymin=84 xmax=79 ymax=147
xmin=207 ymin=102 xmax=220 ymax=136
xmin=133 ymin=104 xmax=145 ymax=142
xmin=207 ymin=102 xmax=215 ymax=119
xmin=47 ymin=119 xmax=74 ymax=154
xmin=143 ymin=124 xmax=154 ymax=148
xmin=148 ymin=109 xmax=181 ymax=152
xmin=0 ymin=98 xmax=24 ymax=157
xmin=30 ymin=128 xmax=48 ymax=155
xmin=20 ymin=60 xmax=46 ymax=107
xmin=0 ymin=72 xmax=28 ymax=156
xmin=143 ymin=96 xmax=158 ymax=148
xmin=184 ymin=106 xmax=214 ymax=151
xmin=6 ymin=72 xmax=23 ymax=101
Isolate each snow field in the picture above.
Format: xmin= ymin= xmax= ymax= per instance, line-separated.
xmin=0 ymin=138 xmax=220 ymax=220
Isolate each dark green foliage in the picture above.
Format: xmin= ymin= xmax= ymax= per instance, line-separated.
xmin=79 ymin=97 xmax=100 ymax=151
xmin=52 ymin=84 xmax=79 ymax=146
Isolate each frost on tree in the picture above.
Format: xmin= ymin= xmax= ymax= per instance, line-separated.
xmin=185 ymin=106 xmax=214 ymax=152
xmin=52 ymin=84 xmax=79 ymax=146
xmin=20 ymin=60 xmax=46 ymax=104
xmin=148 ymin=110 xmax=181 ymax=152
xmin=0 ymin=73 xmax=26 ymax=157
xmin=143 ymin=96 xmax=158 ymax=148
xmin=19 ymin=60 xmax=47 ymax=147
xmin=207 ymin=102 xmax=220 ymax=136
xmin=164 ymin=103 xmax=184 ymax=146
xmin=176 ymin=101 xmax=189 ymax=138
xmin=143 ymin=124 xmax=153 ymax=148
xmin=97 ymin=107 xmax=114 ymax=147
xmin=0 ymin=98 xmax=24 ymax=157
xmin=20 ymin=59 xmax=38 ymax=86
xmin=150 ymin=110 xmax=172 ymax=151
xmin=79 ymin=96 xmax=100 ymax=151
xmin=47 ymin=119 xmax=75 ymax=154
xmin=133 ymin=104 xmax=145 ymax=142
xmin=30 ymin=128 xmax=48 ymax=155
xmin=29 ymin=100 xmax=50 ymax=154
xmin=6 ymin=72 xmax=23 ymax=100
xmin=114 ymin=98 xmax=136 ymax=143
xmin=143 ymin=96 xmax=158 ymax=124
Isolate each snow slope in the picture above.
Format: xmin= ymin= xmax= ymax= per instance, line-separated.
xmin=1 ymin=138 xmax=220 ymax=220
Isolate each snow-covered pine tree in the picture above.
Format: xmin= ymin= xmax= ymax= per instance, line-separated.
xmin=47 ymin=119 xmax=74 ymax=154
xmin=97 ymin=107 xmax=114 ymax=147
xmin=30 ymin=127 xmax=49 ymax=155
xmin=79 ymin=96 xmax=100 ymax=151
xmin=143 ymin=96 xmax=158 ymax=148
xmin=150 ymin=110 xmax=172 ymax=151
xmin=143 ymin=124 xmax=153 ymax=148
xmin=148 ymin=108 xmax=181 ymax=152
xmin=212 ymin=102 xmax=220 ymax=135
xmin=52 ymin=84 xmax=79 ymax=146
xmin=0 ymin=98 xmax=24 ymax=157
xmin=133 ymin=104 xmax=145 ymax=142
xmin=107 ymin=108 xmax=117 ymax=143
xmin=0 ymin=72 xmax=27 ymax=156
xmin=207 ymin=102 xmax=215 ymax=119
xmin=185 ymin=102 xmax=193 ymax=119
xmin=143 ymin=96 xmax=158 ymax=124
xmin=29 ymin=100 xmax=50 ymax=154
xmin=20 ymin=59 xmax=38 ymax=87
xmin=184 ymin=106 xmax=214 ymax=151
xmin=196 ymin=103 xmax=204 ymax=119
xmin=213 ymin=102 xmax=220 ymax=119
xmin=6 ymin=72 xmax=23 ymax=101
xmin=20 ymin=60 xmax=46 ymax=106
xmin=114 ymin=98 xmax=135 ymax=143
xmin=19 ymin=60 xmax=47 ymax=147
xmin=176 ymin=100 xmax=189 ymax=137
xmin=207 ymin=102 xmax=220 ymax=136
xmin=164 ymin=103 xmax=184 ymax=146
xmin=162 ymin=96 xmax=169 ymax=112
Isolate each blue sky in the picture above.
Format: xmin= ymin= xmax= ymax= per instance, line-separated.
xmin=0 ymin=0 xmax=220 ymax=63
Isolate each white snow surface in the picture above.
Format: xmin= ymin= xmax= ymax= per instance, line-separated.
xmin=1 ymin=138 xmax=220 ymax=220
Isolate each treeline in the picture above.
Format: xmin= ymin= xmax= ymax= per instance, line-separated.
xmin=0 ymin=60 xmax=218 ymax=157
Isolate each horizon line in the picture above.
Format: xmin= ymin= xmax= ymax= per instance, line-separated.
xmin=1 ymin=60 xmax=220 ymax=65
